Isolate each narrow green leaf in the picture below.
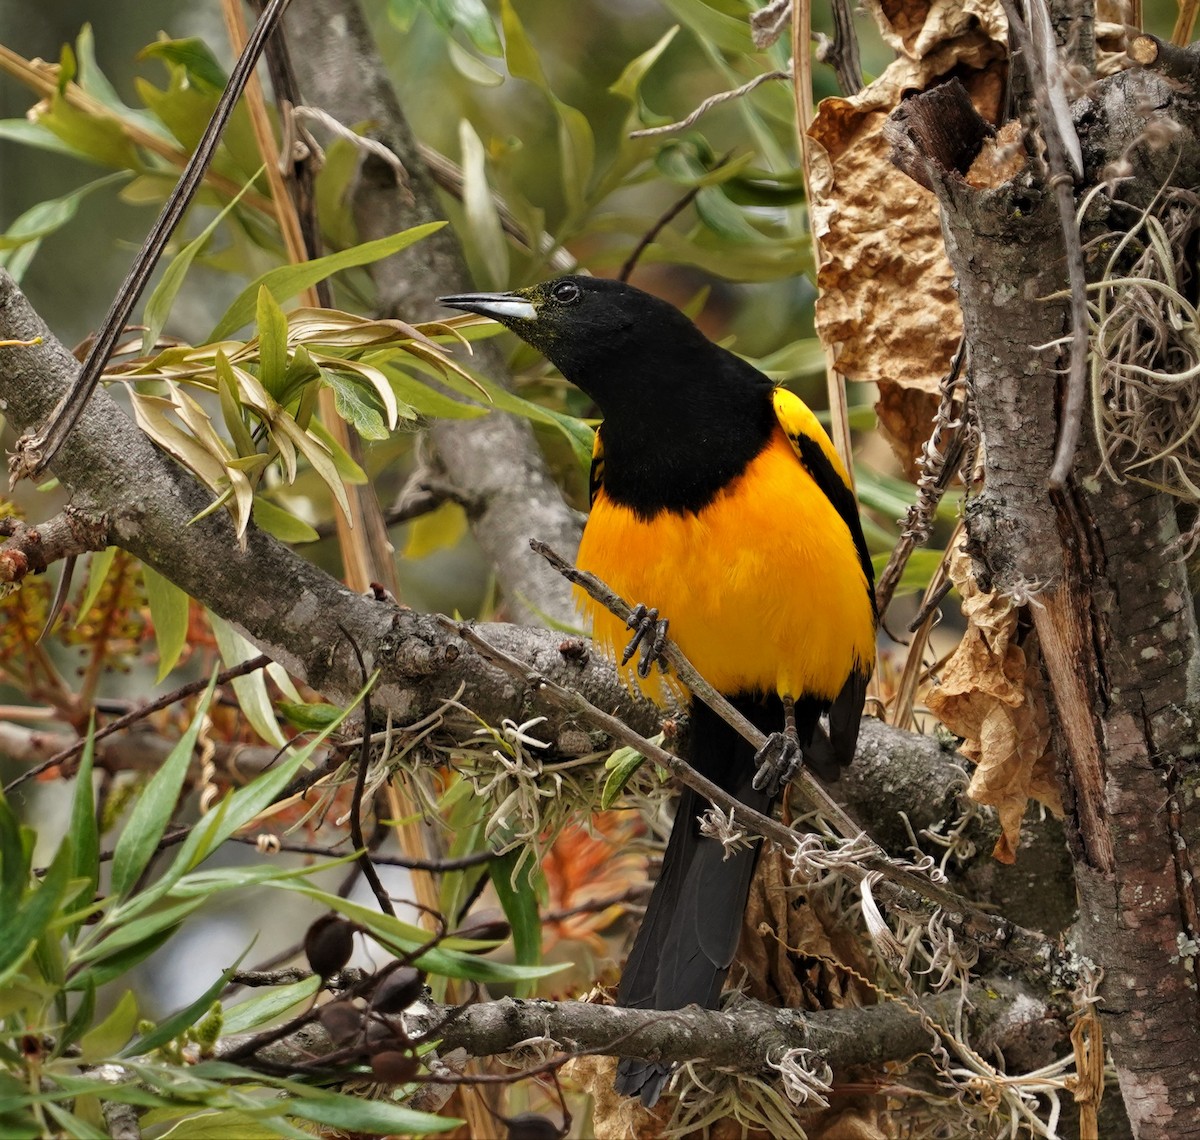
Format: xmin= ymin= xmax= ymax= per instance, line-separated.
xmin=57 ymin=980 xmax=96 ymax=1055
xmin=601 ymin=745 xmax=648 ymax=809
xmin=0 ymin=172 xmax=128 ymax=252
xmin=73 ymin=549 xmax=115 ymax=628
xmin=271 ymin=882 xmax=566 ymax=984
xmin=499 ymin=0 xmax=547 ymax=88
xmin=79 ymin=990 xmax=138 ymax=1062
xmin=554 ymin=100 xmax=595 ymax=214
xmin=376 ymin=362 xmax=487 ymax=420
xmin=254 ymin=285 xmax=290 ymax=400
xmin=67 ymin=926 xmax=179 ymax=993
xmin=141 ymin=564 xmax=191 ymax=682
xmin=215 ymin=352 xmax=258 ymax=458
xmin=284 ymin=1092 xmax=459 ymax=1135
xmin=488 ymin=849 xmax=541 ymax=995
xmin=208 ymin=614 xmax=286 ymax=747
xmin=276 ymin=701 xmax=344 ymax=731
xmin=109 ymin=672 xmax=218 ymax=898
xmin=209 ymin=222 xmax=446 ymax=342
xmin=142 ymin=170 xmax=261 ymax=354
xmin=138 ymin=38 xmax=228 ymax=90
xmin=0 ymin=837 xmax=73 ymax=984
xmin=610 ymin=26 xmax=679 ymax=101
xmin=66 ymin=726 xmax=99 ymax=935
xmin=250 ymin=499 xmax=320 ymax=544
xmin=458 ymin=119 xmax=507 ymax=290
xmin=221 ymin=976 xmax=320 ymax=1034
xmin=75 ymin=896 xmax=209 ymax=965
xmin=120 ymin=954 xmax=246 ymax=1058
xmin=42 ymin=1101 xmax=108 ymax=1140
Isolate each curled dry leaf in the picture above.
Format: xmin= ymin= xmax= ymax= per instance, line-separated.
xmin=807 ymin=1 xmax=1006 ymax=474
xmin=926 ymin=546 xmax=1062 ymax=863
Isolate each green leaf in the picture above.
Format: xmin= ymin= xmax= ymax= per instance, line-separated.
xmin=215 ymin=352 xmax=258 ymax=458
xmin=322 ymin=369 xmax=389 ymax=440
xmin=36 ymin=92 xmax=141 ymax=171
xmin=109 ymin=672 xmax=217 ymax=898
xmin=0 ymin=835 xmax=73 ymax=986
xmin=120 ymin=954 xmax=246 ymax=1058
xmin=250 ymin=498 xmax=320 ymax=544
xmin=276 ymin=701 xmax=344 ymax=731
xmin=208 ymin=614 xmax=286 ymax=747
xmin=155 ymin=1112 xmax=288 ymax=1140
xmin=79 ymin=990 xmax=139 ymax=1062
xmin=375 ymin=362 xmax=488 ymax=420
xmin=610 ymin=26 xmax=679 ymax=101
xmin=142 ymin=170 xmax=261 ymax=354
xmin=138 ymin=38 xmax=229 ymax=90
xmin=0 ymin=118 xmax=88 ymax=160
xmin=57 ymin=980 xmax=96 ymax=1056
xmin=74 ymin=547 xmax=117 ymax=627
xmin=67 ymin=926 xmax=181 ymax=993
xmin=66 ymin=727 xmax=99 ymax=936
xmin=488 ymin=849 xmax=541 ymax=995
xmin=601 ymin=744 xmax=649 ymax=809
xmin=499 ymin=0 xmax=546 ymax=86
xmin=270 ymin=883 xmax=566 ymax=985
xmin=283 ymin=1091 xmax=459 ymax=1135
xmin=221 ymin=976 xmax=320 ymax=1035
xmin=0 ymin=172 xmax=127 ymax=252
xmin=658 ymin=0 xmax=753 ymax=53
xmin=254 ymin=285 xmax=290 ymax=400
xmin=390 ymin=0 xmax=502 ymax=55
xmin=458 ymin=119 xmax=507 ymax=290
xmin=209 ymin=222 xmax=446 ymax=341
xmin=141 ymin=564 xmax=191 ymax=682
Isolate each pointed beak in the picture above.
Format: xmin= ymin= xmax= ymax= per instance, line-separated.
xmin=437 ymin=291 xmax=538 ymax=322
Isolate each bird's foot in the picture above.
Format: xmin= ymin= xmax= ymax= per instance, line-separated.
xmin=621 ymin=603 xmax=670 ymax=678
xmin=752 ymin=730 xmax=802 ymax=796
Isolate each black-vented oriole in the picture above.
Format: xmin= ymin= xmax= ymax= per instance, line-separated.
xmin=440 ymin=275 xmax=877 ymax=1107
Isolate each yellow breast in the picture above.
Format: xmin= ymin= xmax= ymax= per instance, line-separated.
xmin=575 ymin=427 xmax=875 ymax=704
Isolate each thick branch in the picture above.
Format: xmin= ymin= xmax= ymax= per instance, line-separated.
xmin=222 ymin=978 xmax=1064 ymax=1085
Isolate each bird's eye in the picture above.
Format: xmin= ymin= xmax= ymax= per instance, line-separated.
xmin=551 ymin=281 xmax=582 ymax=305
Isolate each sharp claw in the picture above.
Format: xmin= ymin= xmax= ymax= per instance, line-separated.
xmin=621 ymin=604 xmax=669 ymax=677
xmin=752 ymin=729 xmax=803 ymax=796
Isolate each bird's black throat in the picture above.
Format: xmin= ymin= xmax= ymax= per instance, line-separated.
xmin=592 ymin=356 xmax=777 ymax=519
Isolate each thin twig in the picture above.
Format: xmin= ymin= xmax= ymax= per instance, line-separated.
xmin=617 ymin=186 xmax=704 ymax=283
xmin=3 ymin=655 xmax=273 ymax=793
xmin=628 ymin=70 xmax=791 ymax=139
xmin=339 ymin=625 xmax=396 ymax=917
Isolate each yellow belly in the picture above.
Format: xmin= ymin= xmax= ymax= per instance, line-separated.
xmin=575 ymin=427 xmax=875 ymax=704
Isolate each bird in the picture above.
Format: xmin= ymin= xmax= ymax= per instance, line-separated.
xmin=439 ymin=275 xmax=876 ymax=1108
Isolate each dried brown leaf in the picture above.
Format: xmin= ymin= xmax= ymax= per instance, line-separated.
xmin=926 ymin=547 xmax=1062 ymax=863
xmin=808 ymin=21 xmax=1006 ymax=468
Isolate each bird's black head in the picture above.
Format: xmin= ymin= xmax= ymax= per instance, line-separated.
xmin=438 ymin=276 xmax=713 ymax=411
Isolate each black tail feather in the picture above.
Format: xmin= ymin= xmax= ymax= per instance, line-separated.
xmin=614 ymin=696 xmax=821 ymax=1107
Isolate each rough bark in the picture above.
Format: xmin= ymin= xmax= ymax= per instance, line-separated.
xmin=889 ymin=65 xmax=1200 ymax=1138
xmin=281 ymin=0 xmax=583 ymax=628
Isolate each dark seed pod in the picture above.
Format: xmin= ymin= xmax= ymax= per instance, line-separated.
xmin=370 ymin=1049 xmax=420 ymax=1084
xmin=451 ymin=908 xmax=512 ymax=947
xmin=370 ymin=965 xmax=425 ymax=1014
xmin=304 ymin=914 xmax=355 ymax=978
xmin=317 ymin=1000 xmax=362 ymax=1046
xmin=506 ymin=1113 xmax=565 ymax=1140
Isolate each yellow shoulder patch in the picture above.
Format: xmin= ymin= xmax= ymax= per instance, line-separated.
xmin=771 ymin=387 xmax=852 ymax=490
